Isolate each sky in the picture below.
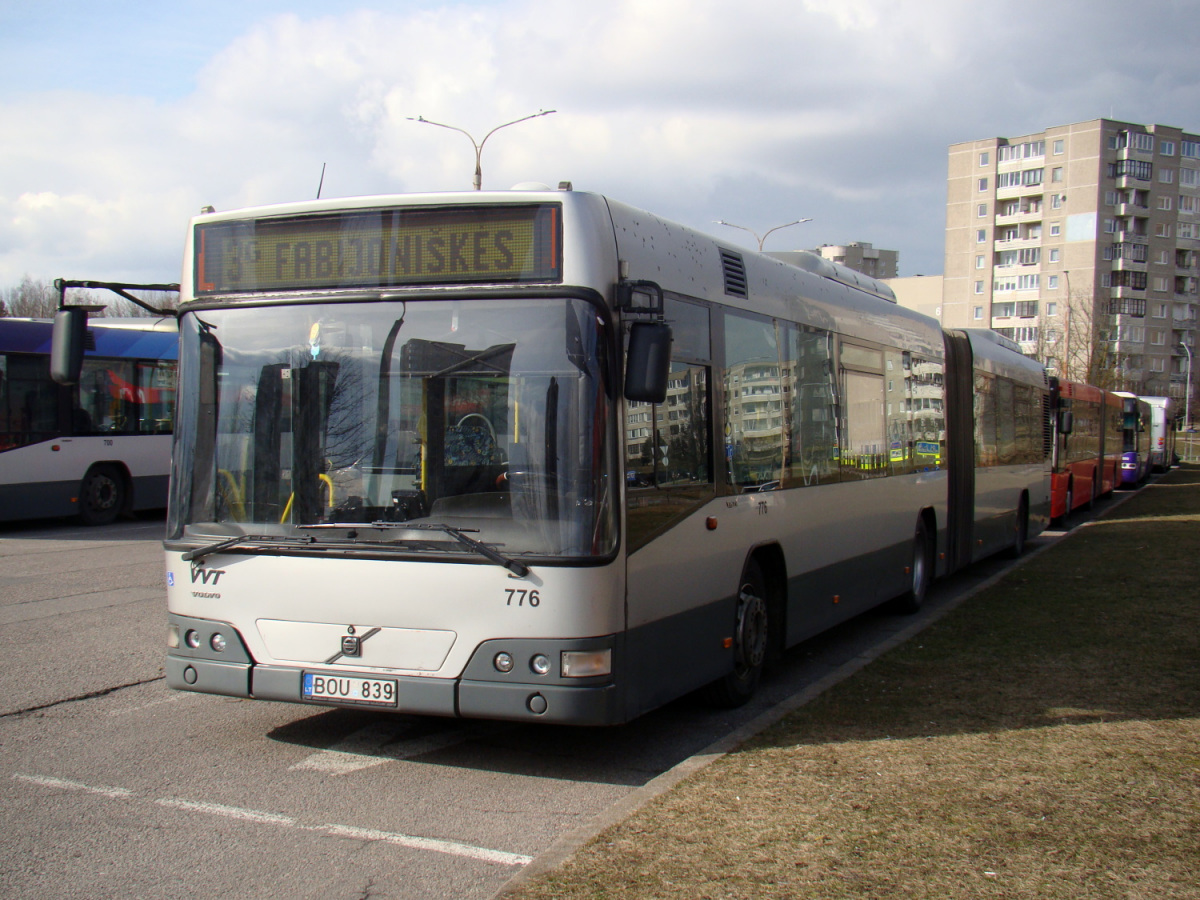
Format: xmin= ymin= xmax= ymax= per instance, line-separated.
xmin=3 ymin=0 xmax=1200 ymax=288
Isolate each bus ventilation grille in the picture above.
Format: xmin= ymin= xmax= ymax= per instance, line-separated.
xmin=719 ymin=249 xmax=748 ymax=298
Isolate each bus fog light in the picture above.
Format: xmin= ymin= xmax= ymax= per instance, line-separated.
xmin=210 ymin=633 xmax=227 ymax=653
xmin=530 ymin=654 xmax=551 ymax=676
xmin=184 ymin=629 xmax=201 ymax=649
xmin=167 ymin=625 xmax=181 ymax=649
xmin=494 ymin=652 xmax=514 ymax=673
xmin=561 ymin=649 xmax=611 ymax=678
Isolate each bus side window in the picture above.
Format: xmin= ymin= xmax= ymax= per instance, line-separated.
xmin=783 ymin=324 xmax=840 ymax=487
xmin=723 ymin=310 xmax=784 ymax=492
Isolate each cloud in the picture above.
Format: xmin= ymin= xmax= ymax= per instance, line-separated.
xmin=3 ymin=0 xmax=1200 ymax=284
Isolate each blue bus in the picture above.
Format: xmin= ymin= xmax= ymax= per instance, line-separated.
xmin=0 ymin=316 xmax=178 ymax=524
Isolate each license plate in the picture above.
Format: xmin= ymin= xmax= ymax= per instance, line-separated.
xmin=302 ymin=672 xmax=398 ymax=707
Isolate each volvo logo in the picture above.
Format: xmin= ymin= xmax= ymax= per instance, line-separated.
xmin=325 ymin=626 xmax=382 ymax=664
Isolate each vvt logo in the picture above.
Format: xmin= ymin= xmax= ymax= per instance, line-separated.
xmin=190 ymin=565 xmax=226 ymax=586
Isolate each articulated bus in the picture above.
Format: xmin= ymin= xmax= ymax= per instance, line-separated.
xmin=1047 ymin=379 xmax=1122 ymax=521
xmin=1 ymin=316 xmax=178 ymax=524
xmin=1113 ymin=392 xmax=1152 ymax=487
xmin=117 ymin=188 xmax=1049 ymax=725
xmin=1142 ymin=396 xmax=1177 ymax=471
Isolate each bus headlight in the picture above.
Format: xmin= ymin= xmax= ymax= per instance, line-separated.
xmin=167 ymin=625 xmax=181 ymax=649
xmin=561 ymin=649 xmax=611 ymax=678
xmin=530 ymin=654 xmax=551 ymax=676
xmin=184 ymin=629 xmax=201 ymax=649
xmin=493 ymin=652 xmax=514 ymax=673
xmin=210 ymin=633 xmax=228 ymax=653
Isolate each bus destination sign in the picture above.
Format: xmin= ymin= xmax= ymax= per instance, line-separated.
xmin=195 ymin=204 xmax=561 ymax=295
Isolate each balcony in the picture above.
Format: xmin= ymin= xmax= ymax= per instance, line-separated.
xmin=994 ymin=209 xmax=1043 ymax=226
xmin=1108 ymin=297 xmax=1148 ymax=317
xmin=1112 ymin=256 xmax=1148 ymax=272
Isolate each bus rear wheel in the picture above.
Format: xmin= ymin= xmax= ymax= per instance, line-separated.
xmin=892 ymin=517 xmax=933 ymax=614
xmin=705 ymin=559 xmax=769 ymax=708
xmin=79 ymin=465 xmax=125 ymax=526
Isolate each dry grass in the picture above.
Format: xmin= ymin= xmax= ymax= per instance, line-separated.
xmin=507 ymin=466 xmax=1200 ymax=899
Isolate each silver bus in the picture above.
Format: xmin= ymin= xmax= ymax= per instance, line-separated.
xmin=141 ymin=187 xmax=1048 ymax=724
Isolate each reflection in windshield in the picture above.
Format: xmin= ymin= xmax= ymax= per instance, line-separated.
xmin=169 ymin=298 xmax=615 ymax=559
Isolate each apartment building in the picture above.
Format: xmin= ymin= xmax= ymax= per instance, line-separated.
xmin=812 ymin=242 xmax=899 ymax=279
xmin=944 ymin=118 xmax=1198 ymax=410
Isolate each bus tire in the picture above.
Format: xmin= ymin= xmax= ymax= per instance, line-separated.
xmin=705 ymin=558 xmax=769 ymax=708
xmin=79 ymin=465 xmax=125 ymax=526
xmin=892 ymin=517 xmax=933 ymax=614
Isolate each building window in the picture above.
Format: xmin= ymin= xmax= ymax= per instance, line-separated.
xmin=1104 ymin=218 xmax=1117 ymax=234
xmin=1109 ymin=160 xmax=1153 ymax=181
xmin=1155 ymin=303 xmax=1168 ymax=318
xmin=1052 ymin=194 xmax=1063 ymax=209
xmin=1053 ymin=140 xmax=1065 ymax=155
xmin=973 ymin=306 xmax=983 ymax=321
xmin=1049 ymin=249 xmax=1060 ymax=263
xmin=1048 ymin=276 xmax=1059 ymax=290
xmin=977 ymin=229 xmax=987 ymax=243
xmin=1181 ymin=196 xmax=1197 ymax=213
xmin=978 ymin=177 xmax=988 ymax=192
xmin=1156 ymin=223 xmax=1173 ymax=238
xmin=1052 ymin=167 xmax=1064 ymax=183
xmin=1105 ymin=190 xmax=1118 ymax=205
xmin=1050 ymin=223 xmax=1061 ymax=236
xmin=1182 ymin=168 xmax=1198 ymax=186
xmin=1017 ymin=274 xmax=1040 ymax=291
xmin=1181 ymin=223 xmax=1195 ymax=239
xmin=1161 ymin=140 xmax=1176 ymax=156
xmin=974 ymin=281 xmax=984 ymax=294
xmin=1158 ymin=196 xmax=1174 ymax=210
xmin=1154 ymin=276 xmax=1170 ymax=293
xmin=1134 ymin=133 xmax=1155 ymax=152
xmin=980 ymin=151 xmax=990 ymax=166
xmin=1047 ymin=302 xmax=1058 ymax=315
xmin=978 ymin=203 xmax=988 ymax=217
xmin=1183 ymin=140 xmax=1200 ymax=159
xmin=1160 ymin=168 xmax=1175 ymax=184
xmin=975 ymin=255 xmax=985 ymax=269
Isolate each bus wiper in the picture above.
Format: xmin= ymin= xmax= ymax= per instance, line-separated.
xmin=182 ymin=533 xmax=315 ymax=563
xmin=365 ymin=521 xmax=531 ymax=577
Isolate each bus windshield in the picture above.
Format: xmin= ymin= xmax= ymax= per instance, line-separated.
xmin=168 ymin=297 xmax=616 ymax=560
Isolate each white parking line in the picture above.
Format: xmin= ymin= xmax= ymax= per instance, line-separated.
xmin=13 ymin=773 xmax=133 ymax=799
xmin=13 ymin=772 xmax=532 ymax=867
xmin=289 ymin=720 xmax=509 ymax=775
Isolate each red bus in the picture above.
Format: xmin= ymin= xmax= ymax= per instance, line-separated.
xmin=1048 ymin=378 xmax=1123 ymax=521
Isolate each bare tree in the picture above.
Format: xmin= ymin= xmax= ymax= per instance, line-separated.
xmin=0 ymin=277 xmax=61 ymax=317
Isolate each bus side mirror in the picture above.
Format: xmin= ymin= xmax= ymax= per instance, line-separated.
xmin=50 ymin=307 xmax=89 ymax=385
xmin=624 ymin=322 xmax=672 ymax=404
xmin=1058 ymin=410 xmax=1074 ymax=435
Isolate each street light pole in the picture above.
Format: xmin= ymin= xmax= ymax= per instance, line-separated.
xmin=407 ymin=110 xmax=556 ymax=190
xmin=714 ymin=218 xmax=813 ymax=251
xmin=1179 ymin=342 xmax=1193 ymax=429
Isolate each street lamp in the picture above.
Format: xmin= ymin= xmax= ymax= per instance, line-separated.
xmin=407 ymin=110 xmax=556 ymax=191
xmin=714 ymin=218 xmax=812 ymax=251
xmin=1178 ymin=342 xmax=1193 ymax=429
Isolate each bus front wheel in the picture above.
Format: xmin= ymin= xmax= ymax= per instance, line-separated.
xmin=705 ymin=559 xmax=769 ymax=708
xmin=79 ymin=465 xmax=125 ymax=526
